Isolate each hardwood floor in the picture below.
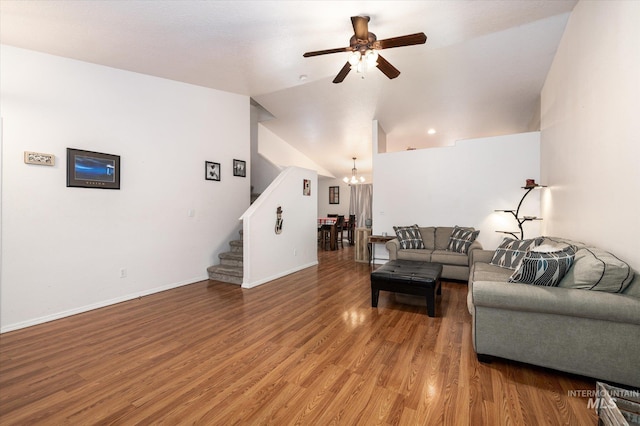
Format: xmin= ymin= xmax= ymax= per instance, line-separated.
xmin=0 ymin=245 xmax=598 ymax=425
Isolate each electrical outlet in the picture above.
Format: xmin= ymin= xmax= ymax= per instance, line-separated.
xmin=120 ymin=268 xmax=127 ymax=278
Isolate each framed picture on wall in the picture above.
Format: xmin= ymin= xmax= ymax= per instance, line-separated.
xmin=205 ymin=161 xmax=220 ymax=181
xmin=24 ymin=151 xmax=55 ymax=166
xmin=303 ymin=179 xmax=311 ymax=196
xmin=233 ymin=159 xmax=246 ymax=177
xmin=329 ymin=186 xmax=339 ymax=204
xmin=66 ymin=148 xmax=120 ymax=189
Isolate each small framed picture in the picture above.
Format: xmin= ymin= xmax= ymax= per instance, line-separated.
xmin=329 ymin=186 xmax=339 ymax=204
xmin=205 ymin=161 xmax=220 ymax=181
xmin=25 ymin=151 xmax=55 ymax=166
xmin=303 ymin=179 xmax=311 ymax=196
xmin=233 ymin=159 xmax=246 ymax=177
xmin=67 ymin=148 xmax=120 ymax=190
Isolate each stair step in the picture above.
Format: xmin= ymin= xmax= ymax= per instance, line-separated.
xmin=206 ymin=224 xmax=244 ymax=285
xmin=219 ymin=251 xmax=243 ymax=267
xmin=207 ymin=264 xmax=243 ymax=277
xmin=207 ymin=265 xmax=243 ymax=285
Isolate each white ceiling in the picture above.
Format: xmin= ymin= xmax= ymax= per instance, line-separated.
xmin=0 ymin=0 xmax=577 ymax=179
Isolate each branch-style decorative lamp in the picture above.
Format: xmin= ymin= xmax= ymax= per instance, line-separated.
xmin=495 ymin=179 xmax=546 ymax=240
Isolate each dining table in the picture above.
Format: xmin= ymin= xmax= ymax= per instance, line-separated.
xmin=317 ymin=217 xmax=338 ymax=250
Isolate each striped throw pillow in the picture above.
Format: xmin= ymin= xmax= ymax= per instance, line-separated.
xmin=393 ymin=225 xmax=425 ymax=249
xmin=490 ymin=237 xmax=545 ymax=270
xmin=508 ymin=245 xmax=577 ymax=286
xmin=446 ymin=226 xmax=480 ymax=254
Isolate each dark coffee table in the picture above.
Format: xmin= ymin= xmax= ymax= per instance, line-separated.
xmin=370 ymin=260 xmax=443 ymax=317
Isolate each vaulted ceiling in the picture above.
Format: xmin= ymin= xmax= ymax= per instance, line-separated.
xmin=0 ymin=0 xmax=577 ymax=179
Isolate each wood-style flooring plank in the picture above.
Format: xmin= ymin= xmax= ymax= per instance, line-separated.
xmin=0 ymin=245 xmax=599 ymax=425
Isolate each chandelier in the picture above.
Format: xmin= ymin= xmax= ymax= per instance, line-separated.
xmin=344 ymin=157 xmax=365 ymax=184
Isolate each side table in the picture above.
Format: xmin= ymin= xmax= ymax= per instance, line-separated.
xmin=368 ymin=235 xmax=395 ymax=264
xmin=355 ymin=228 xmax=372 ymax=263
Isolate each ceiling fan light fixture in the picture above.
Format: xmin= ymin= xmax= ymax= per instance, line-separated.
xmin=365 ymin=49 xmax=378 ymax=66
xmin=348 ymin=51 xmax=361 ymax=66
xmin=303 ymin=16 xmax=426 ymax=84
xmin=350 ymin=49 xmax=378 ymax=74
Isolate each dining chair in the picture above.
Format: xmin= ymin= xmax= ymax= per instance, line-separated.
xmin=319 ymin=218 xmax=332 ymax=250
xmin=347 ymin=214 xmax=356 ymax=245
xmin=335 ymin=215 xmax=345 ymax=249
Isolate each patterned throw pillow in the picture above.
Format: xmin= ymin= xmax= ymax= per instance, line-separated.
xmin=393 ymin=224 xmax=425 ymax=249
xmin=508 ymin=245 xmax=577 ymax=286
xmin=446 ymin=226 xmax=480 ymax=254
xmin=490 ymin=237 xmax=544 ymax=270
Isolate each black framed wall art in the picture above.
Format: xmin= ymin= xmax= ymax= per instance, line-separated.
xmin=329 ymin=186 xmax=339 ymax=204
xmin=233 ymin=159 xmax=246 ymax=177
xmin=67 ymin=148 xmax=121 ymax=189
xmin=205 ymin=161 xmax=221 ymax=181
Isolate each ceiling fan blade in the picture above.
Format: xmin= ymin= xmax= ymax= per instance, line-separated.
xmin=376 ymin=54 xmax=400 ymax=79
xmin=376 ymin=33 xmax=427 ymax=49
xmin=351 ymin=16 xmax=370 ymax=40
xmin=303 ymin=46 xmax=352 ymax=57
xmin=333 ymin=62 xmax=351 ymax=84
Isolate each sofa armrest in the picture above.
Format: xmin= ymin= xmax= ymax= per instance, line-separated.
xmin=470 ymin=249 xmax=494 ymax=266
xmin=386 ymin=238 xmax=400 ymax=260
xmin=466 ymin=241 xmax=483 ymax=267
xmin=471 ymin=281 xmax=640 ymax=325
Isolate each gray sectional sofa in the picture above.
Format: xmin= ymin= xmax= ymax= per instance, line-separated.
xmin=467 ymin=237 xmax=640 ymax=388
xmin=386 ymin=226 xmax=482 ymax=281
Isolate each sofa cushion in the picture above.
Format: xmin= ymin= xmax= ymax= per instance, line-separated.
xmin=558 ymin=247 xmax=635 ymax=293
xmin=446 ymin=226 xmax=480 ymax=254
xmin=418 ymin=227 xmax=436 ymax=250
xmin=431 ymin=249 xmax=469 ymax=266
xmin=490 ymin=237 xmax=544 ymax=270
xmin=543 ymin=236 xmax=587 ymax=250
xmin=393 ymin=224 xmax=425 ymax=249
xmin=435 ymin=227 xmax=456 ymax=250
xmin=471 ymin=262 xmax=514 ymax=283
xmin=397 ymin=249 xmax=432 ymax=262
xmin=508 ymin=245 xmax=576 ymax=287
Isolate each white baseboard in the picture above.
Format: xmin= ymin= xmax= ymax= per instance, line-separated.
xmin=0 ymin=275 xmax=206 ymax=334
xmin=242 ymin=261 xmax=319 ymax=289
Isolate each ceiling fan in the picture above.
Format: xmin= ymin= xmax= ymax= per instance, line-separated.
xmin=303 ymin=16 xmax=427 ymax=83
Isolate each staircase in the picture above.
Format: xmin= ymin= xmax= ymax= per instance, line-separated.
xmin=207 ymin=229 xmax=243 ymax=285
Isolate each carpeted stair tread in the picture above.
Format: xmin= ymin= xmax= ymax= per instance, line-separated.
xmin=207 ymin=264 xmax=242 ymax=277
xmin=206 ymin=226 xmax=244 ymax=285
xmin=219 ymin=251 xmax=242 ymax=260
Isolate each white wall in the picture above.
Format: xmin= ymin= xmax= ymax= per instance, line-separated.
xmin=258 ymin=123 xmax=334 ymax=178
xmin=373 ymin=132 xmax=541 ymax=253
xmin=0 ymin=46 xmax=250 ymax=332
xmin=250 ymin=105 xmax=281 ymax=195
xmin=241 ymin=166 xmax=318 ymax=288
xmin=540 ymin=1 xmax=640 ymax=270
xmin=317 ymin=178 xmax=351 ymax=218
